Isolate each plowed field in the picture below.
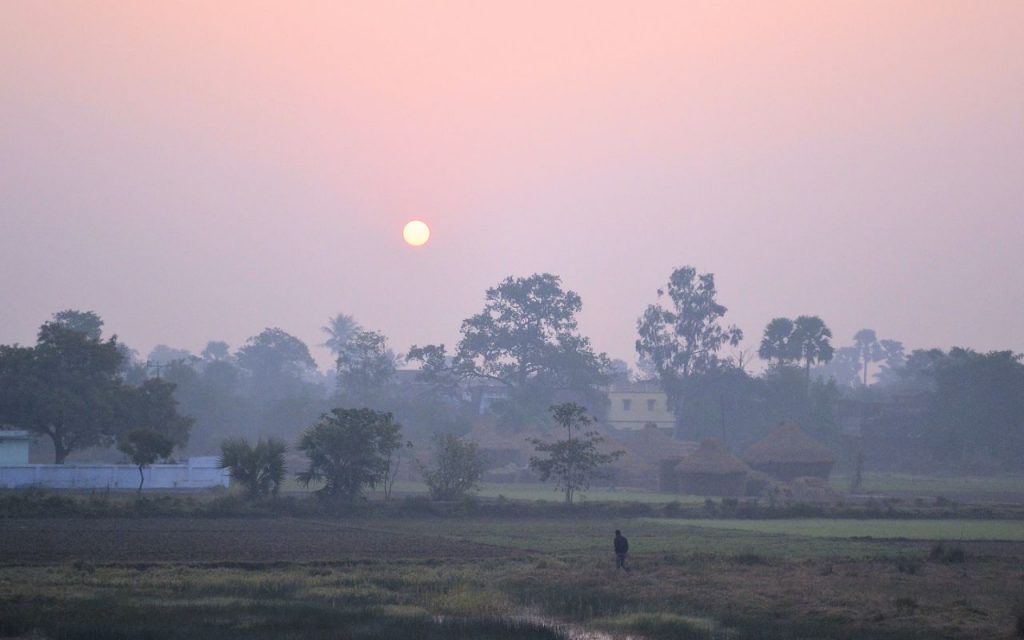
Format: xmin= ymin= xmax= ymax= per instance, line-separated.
xmin=0 ymin=517 xmax=518 ymax=564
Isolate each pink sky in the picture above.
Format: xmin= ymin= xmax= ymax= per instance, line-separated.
xmin=2 ymin=1 xmax=1022 ymax=369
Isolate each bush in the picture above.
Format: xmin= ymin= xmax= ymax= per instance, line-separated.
xmin=419 ymin=433 xmax=483 ymax=501
xmin=218 ymin=437 xmax=287 ymax=499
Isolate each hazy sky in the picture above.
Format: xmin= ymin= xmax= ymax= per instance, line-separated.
xmin=2 ymin=1 xmax=1022 ymax=370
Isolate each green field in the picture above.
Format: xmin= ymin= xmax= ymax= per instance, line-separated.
xmin=650 ymin=517 xmax=1024 ymax=541
xmin=831 ymin=473 xmax=1024 ymax=498
xmin=385 ymin=481 xmax=704 ymax=504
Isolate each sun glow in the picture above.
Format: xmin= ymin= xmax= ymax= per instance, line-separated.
xmin=402 ymin=220 xmax=430 ymax=246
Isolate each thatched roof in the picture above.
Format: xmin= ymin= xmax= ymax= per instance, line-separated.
xmin=676 ymin=439 xmax=750 ymax=475
xmin=612 ymin=425 xmax=697 ymax=464
xmin=743 ymin=421 xmax=835 ymax=465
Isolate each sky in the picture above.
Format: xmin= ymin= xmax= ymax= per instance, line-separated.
xmin=2 ymin=1 xmax=1022 ymax=371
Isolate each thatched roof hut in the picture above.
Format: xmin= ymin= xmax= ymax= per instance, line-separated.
xmin=743 ymin=420 xmax=835 ymax=481
xmin=674 ymin=439 xmax=750 ymax=496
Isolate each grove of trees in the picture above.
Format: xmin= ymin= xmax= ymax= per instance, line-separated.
xmin=2 ymin=260 xmax=1023 ymax=480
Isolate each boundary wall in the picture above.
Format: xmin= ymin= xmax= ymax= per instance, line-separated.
xmin=0 ymin=456 xmax=230 ymax=490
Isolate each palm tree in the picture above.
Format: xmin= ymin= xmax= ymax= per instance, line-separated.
xmin=218 ymin=437 xmax=288 ymax=498
xmin=758 ymin=318 xmax=796 ymax=366
xmin=321 ymin=313 xmax=361 ymax=358
xmin=791 ymin=316 xmax=835 ymax=376
xmin=853 ymin=329 xmax=883 ymax=386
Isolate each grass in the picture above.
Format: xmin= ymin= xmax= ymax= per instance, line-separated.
xmin=2 ymin=513 xmax=1022 ymax=639
xmin=649 ymin=518 xmax=1024 ymax=541
xmin=832 ymin=472 xmax=1024 ymax=499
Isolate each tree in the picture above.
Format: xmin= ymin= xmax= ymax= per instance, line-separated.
xmin=296 ymin=408 xmax=402 ymax=501
xmin=853 ymin=329 xmax=883 ymax=386
xmin=0 ymin=322 xmax=124 ymax=463
xmin=336 ymin=329 xmax=396 ymax=406
xmin=321 ymin=313 xmax=362 ymax=358
xmin=117 ymin=429 xmax=174 ymax=493
xmin=635 ymin=266 xmax=743 ymax=431
xmin=408 ymin=273 xmax=610 ymax=429
xmin=419 ymin=433 xmax=484 ymax=501
xmin=201 ymin=341 xmax=232 ymax=362
xmin=758 ymin=318 xmax=796 ymax=366
xmin=236 ymin=328 xmax=319 ymax=406
xmin=874 ymin=339 xmax=906 ymax=386
xmin=122 ymin=378 xmax=194 ymax=448
xmin=147 ymin=345 xmax=195 ymax=366
xmin=917 ymin=349 xmax=1024 ymax=470
xmin=218 ymin=437 xmax=288 ymax=498
xmin=0 ymin=318 xmax=194 ymax=463
xmin=51 ymin=309 xmax=104 ymax=340
xmin=528 ymin=402 xmax=622 ymax=504
xmin=790 ymin=316 xmax=834 ymax=376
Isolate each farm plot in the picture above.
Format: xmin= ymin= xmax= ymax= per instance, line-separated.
xmin=0 ymin=517 xmax=520 ymax=564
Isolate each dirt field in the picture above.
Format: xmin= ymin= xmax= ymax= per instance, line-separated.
xmin=0 ymin=517 xmax=519 ymax=564
xmin=3 ymin=515 xmax=1024 ymax=639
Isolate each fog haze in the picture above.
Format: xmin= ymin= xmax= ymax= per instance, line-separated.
xmin=2 ymin=1 xmax=1022 ymax=368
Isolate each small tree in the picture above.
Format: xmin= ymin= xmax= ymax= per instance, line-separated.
xmin=529 ymin=403 xmax=623 ymax=504
xmin=420 ymin=433 xmax=484 ymax=501
xmin=296 ymin=408 xmax=402 ymax=502
xmin=218 ymin=437 xmax=288 ymax=498
xmin=117 ymin=429 xmax=174 ymax=493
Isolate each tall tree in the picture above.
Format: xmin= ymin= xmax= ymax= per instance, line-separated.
xmin=758 ymin=318 xmax=796 ymax=366
xmin=336 ymin=329 xmax=396 ymax=407
xmin=200 ymin=341 xmax=232 ymax=362
xmin=236 ymin=328 xmax=317 ymax=402
xmin=408 ymin=273 xmax=610 ymax=429
xmin=923 ymin=349 xmax=1024 ymax=469
xmin=296 ymin=408 xmax=402 ymax=502
xmin=790 ymin=315 xmax=835 ymax=376
xmin=321 ymin=313 xmax=362 ymax=358
xmin=50 ymin=309 xmax=104 ymax=340
xmin=635 ymin=266 xmax=743 ymax=425
xmin=0 ymin=323 xmax=124 ymax=463
xmin=874 ymin=339 xmax=906 ymax=386
xmin=853 ymin=329 xmax=883 ymax=386
xmin=528 ymin=402 xmax=622 ymax=504
xmin=0 ymin=319 xmax=192 ymax=463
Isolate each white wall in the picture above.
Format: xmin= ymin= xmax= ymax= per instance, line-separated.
xmin=0 ymin=456 xmax=230 ymax=490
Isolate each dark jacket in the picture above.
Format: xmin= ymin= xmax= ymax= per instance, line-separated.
xmin=614 ymin=534 xmax=629 ymax=554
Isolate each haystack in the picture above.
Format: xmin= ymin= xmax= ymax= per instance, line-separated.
xmin=743 ymin=420 xmax=835 ymax=481
xmin=675 ymin=439 xmax=750 ymax=496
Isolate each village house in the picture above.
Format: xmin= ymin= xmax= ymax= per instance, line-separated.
xmin=606 ymin=380 xmax=674 ymax=431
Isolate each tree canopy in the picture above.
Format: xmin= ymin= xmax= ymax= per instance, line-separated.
xmin=409 ymin=273 xmax=610 ymax=429
xmin=296 ymin=408 xmax=402 ymax=501
xmin=636 ymin=266 xmax=743 ymax=426
xmin=0 ymin=317 xmax=193 ymax=463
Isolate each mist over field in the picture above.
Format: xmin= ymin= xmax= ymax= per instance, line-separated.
xmin=2 ymin=2 xmax=1023 ymax=639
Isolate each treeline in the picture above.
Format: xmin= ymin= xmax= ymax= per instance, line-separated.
xmin=1 ymin=266 xmax=1022 ymax=473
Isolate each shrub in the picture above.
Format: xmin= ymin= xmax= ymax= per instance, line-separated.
xmin=218 ymin=437 xmax=287 ymax=499
xmin=419 ymin=433 xmax=483 ymax=501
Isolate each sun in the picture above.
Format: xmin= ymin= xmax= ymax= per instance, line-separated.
xmin=402 ymin=220 xmax=430 ymax=246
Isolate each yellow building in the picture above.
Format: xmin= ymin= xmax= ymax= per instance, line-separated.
xmin=606 ymin=381 xmax=675 ymax=431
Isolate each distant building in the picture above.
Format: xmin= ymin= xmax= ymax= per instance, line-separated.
xmin=671 ymin=438 xmax=750 ymax=496
xmin=743 ymin=420 xmax=835 ymax=481
xmin=0 ymin=431 xmax=31 ymax=465
xmin=606 ymin=381 xmax=674 ymax=431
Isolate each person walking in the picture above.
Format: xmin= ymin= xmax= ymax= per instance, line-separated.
xmin=614 ymin=529 xmax=630 ymax=572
